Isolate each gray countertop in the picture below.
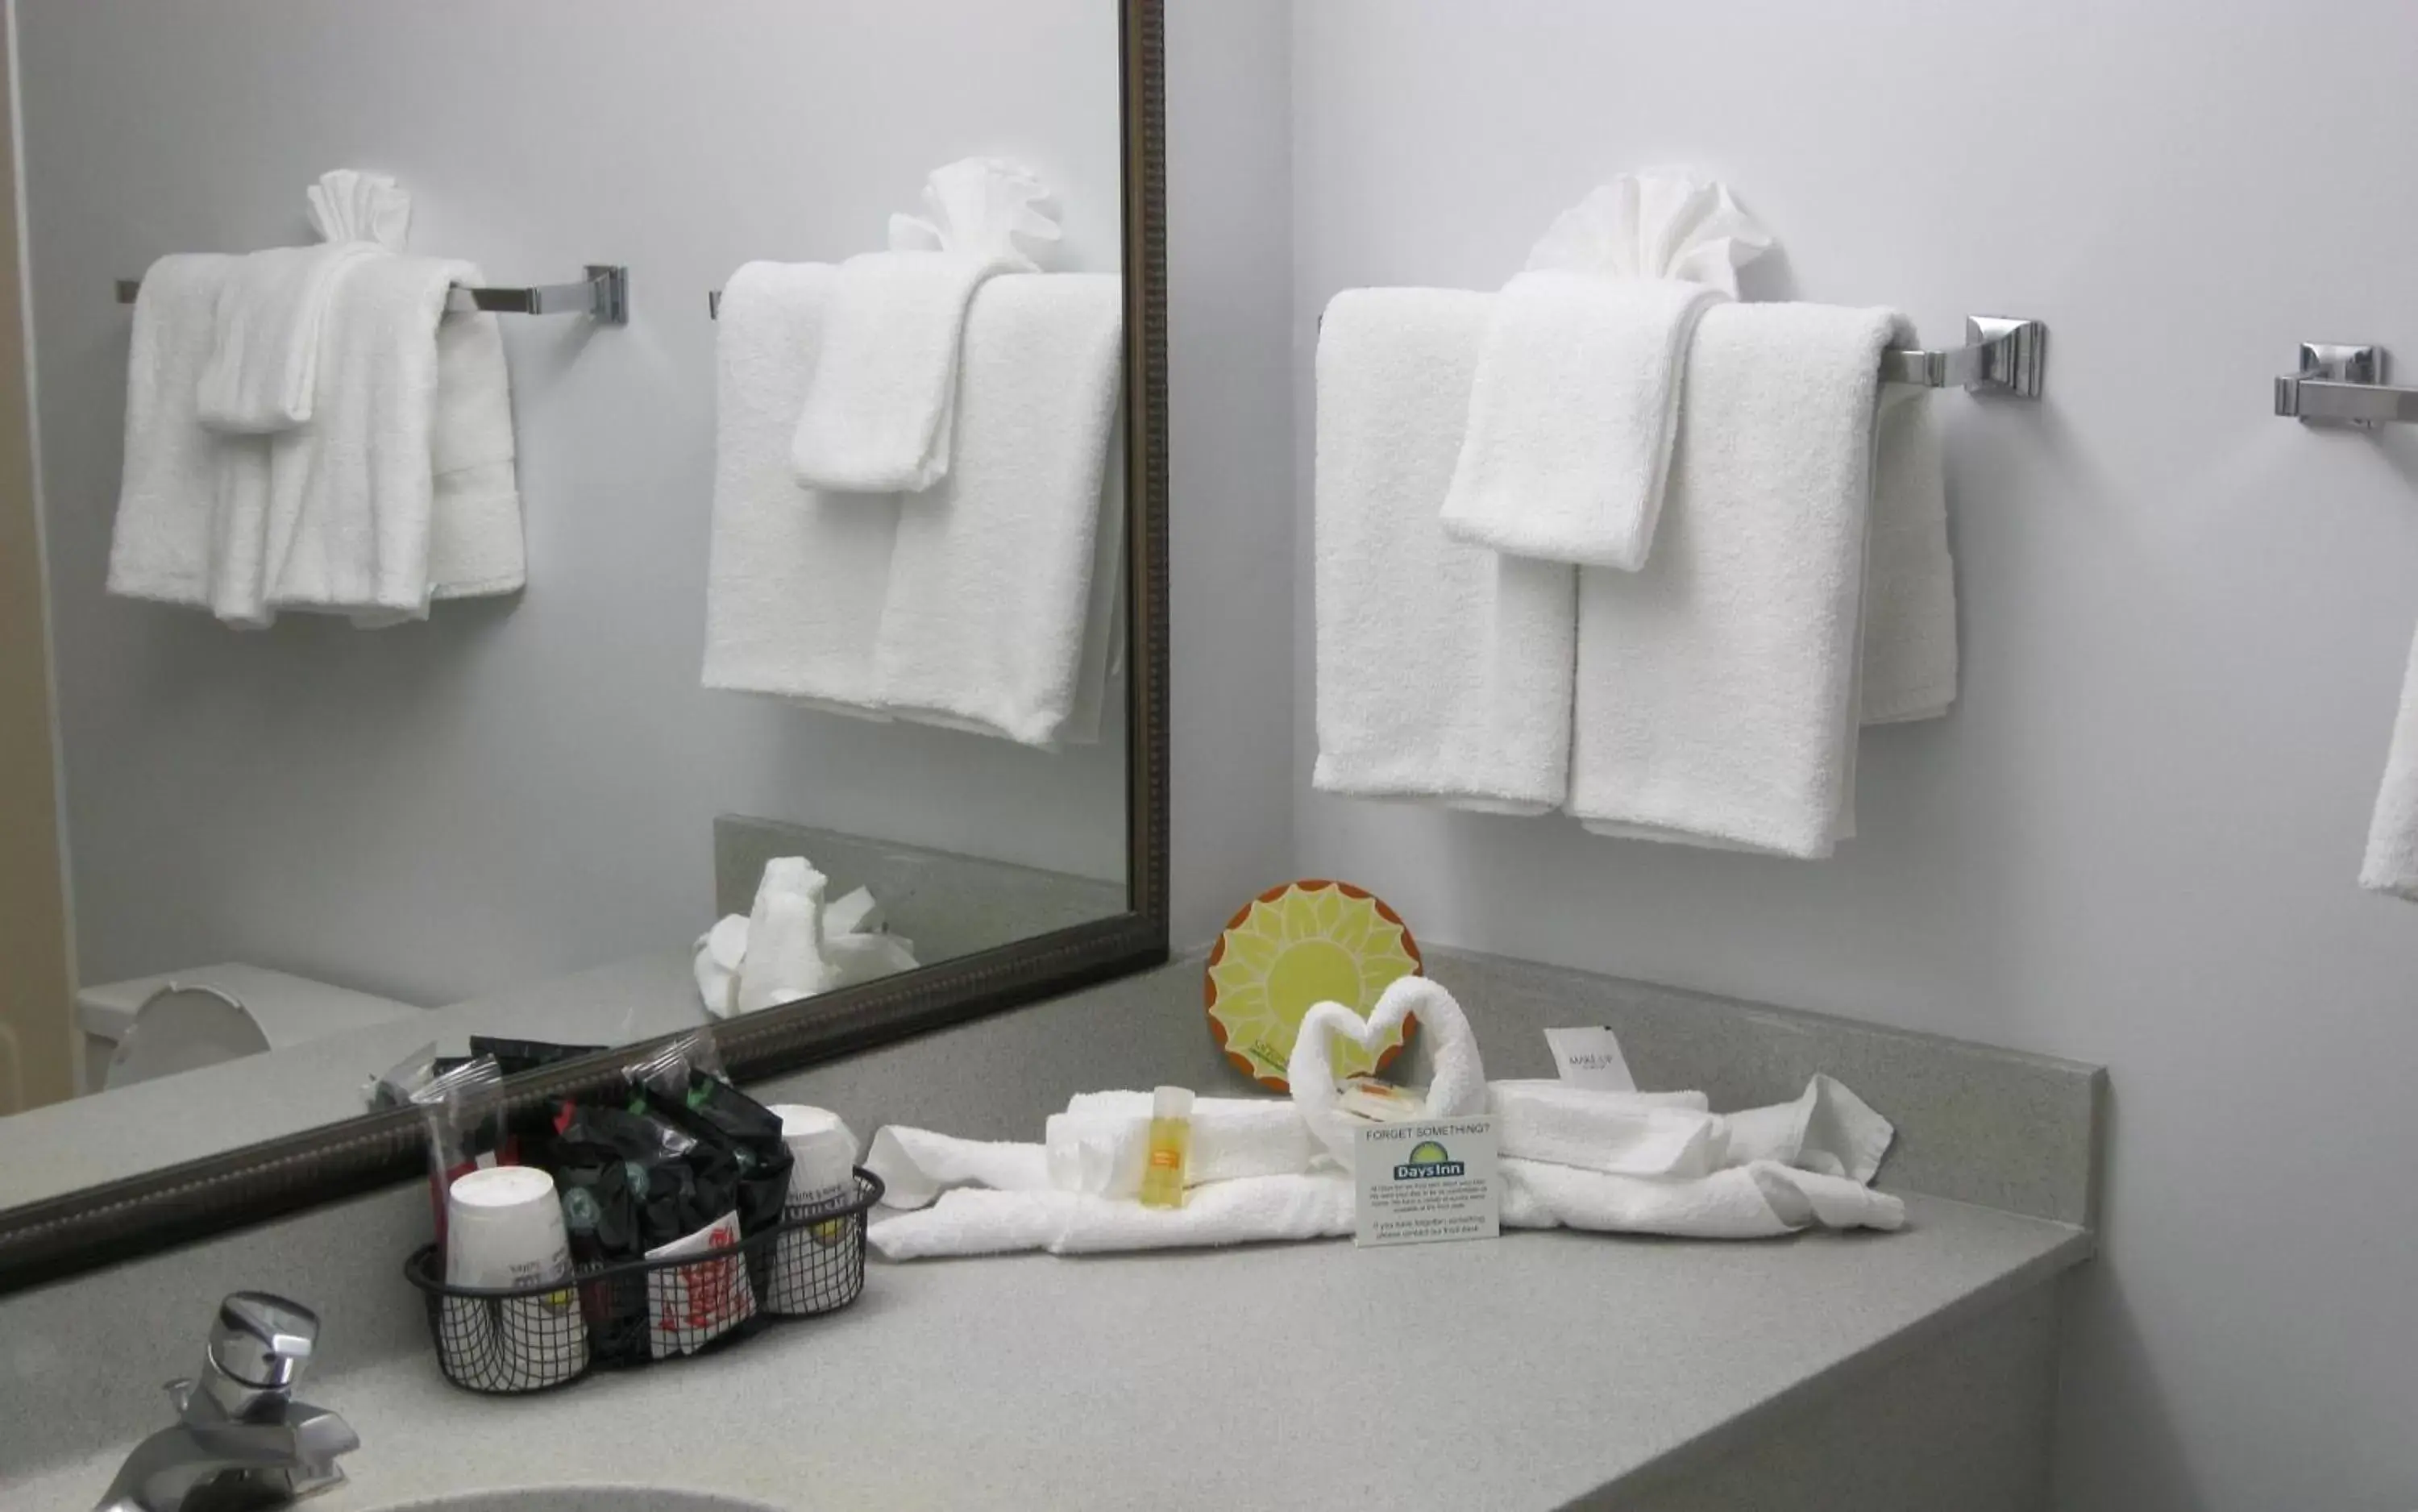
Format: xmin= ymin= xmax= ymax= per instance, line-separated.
xmin=17 ymin=1193 xmax=2088 ymax=1510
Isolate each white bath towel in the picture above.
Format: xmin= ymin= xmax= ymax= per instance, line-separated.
xmin=1484 ymin=1082 xmax=1726 ymax=1178
xmin=1440 ymin=272 xmax=1721 ymax=571
xmin=2362 ymin=626 xmax=2418 ymax=899
xmin=1859 ymin=388 xmax=1957 ymax=724
xmin=1056 ymin=1090 xmax=1323 ymax=1191
xmin=1313 ymin=289 xmax=1577 ymax=813
xmin=702 ymin=261 xmax=899 ymax=714
xmin=246 ymin=255 xmax=472 ymax=621
xmin=1569 ymin=303 xmax=1906 ymax=857
xmin=870 ymin=275 xmax=1124 ymax=746
xmin=863 ymin=1154 xmax=1901 ymax=1260
xmin=195 ymin=242 xmax=382 ymax=434
xmin=1052 ymin=423 xmax=1128 ymax=747
xmin=107 ymin=255 xmax=238 ymax=607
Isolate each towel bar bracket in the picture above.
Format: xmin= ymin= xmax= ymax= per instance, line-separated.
xmin=2274 ymin=343 xmax=2418 ymax=428
xmin=1879 ymin=315 xmax=2046 ymax=398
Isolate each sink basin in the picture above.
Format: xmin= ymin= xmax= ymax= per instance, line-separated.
xmin=377 ymin=1494 xmax=781 ymax=1512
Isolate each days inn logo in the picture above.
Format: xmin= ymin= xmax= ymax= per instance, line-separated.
xmin=1394 ymin=1139 xmax=1465 ymax=1180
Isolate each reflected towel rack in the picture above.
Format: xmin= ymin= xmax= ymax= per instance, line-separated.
xmin=1304 ymin=305 xmax=2046 ymax=398
xmin=114 ymin=264 xmax=631 ymax=326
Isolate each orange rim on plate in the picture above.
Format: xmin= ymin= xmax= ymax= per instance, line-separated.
xmin=1203 ymin=879 xmax=1423 ymax=1093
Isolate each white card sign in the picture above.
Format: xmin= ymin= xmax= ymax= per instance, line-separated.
xmin=1545 ymin=1025 xmax=1636 ymax=1091
xmin=1352 ymin=1116 xmax=1499 ymax=1248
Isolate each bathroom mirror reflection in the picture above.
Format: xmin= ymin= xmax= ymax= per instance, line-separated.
xmin=0 ymin=0 xmax=1152 ymax=1224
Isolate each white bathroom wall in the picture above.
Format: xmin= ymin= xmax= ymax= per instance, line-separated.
xmin=1290 ymin=3 xmax=2418 ymax=1509
xmin=18 ymin=0 xmax=1129 ymax=1007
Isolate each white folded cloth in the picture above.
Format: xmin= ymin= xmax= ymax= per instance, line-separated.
xmin=791 ymin=159 xmax=1057 ymax=494
xmin=1289 ymin=974 xmax=1490 ymax=1164
xmin=868 ymin=1172 xmax=1357 ymax=1261
xmin=864 ymin=1126 xmax=1053 ymax=1212
xmin=1569 ymin=302 xmax=1908 ymax=857
xmin=421 ymin=289 xmax=526 ymax=607
xmin=1484 ymin=1082 xmax=1725 ymax=1178
xmin=1501 ymin=1159 xmax=1905 ymax=1238
xmin=1859 ymin=388 xmax=1958 ymax=724
xmin=106 ymin=255 xmax=237 ymax=607
xmin=870 ymin=274 xmax=1125 ymax=746
xmin=700 ymin=261 xmax=899 ymax=715
xmin=1051 ymin=424 xmax=1128 ymax=747
xmin=733 ymin=857 xmax=837 ymax=1015
xmin=1312 ymin=288 xmax=1577 ymax=812
xmin=195 ymin=242 xmax=382 ymax=434
xmin=1052 ymin=1091 xmax=1323 ymax=1194
xmin=1440 ymin=271 xmax=1721 ymax=570
xmin=2362 ymin=627 xmax=2418 ymax=899
xmin=1722 ymin=1073 xmax=1894 ymax=1182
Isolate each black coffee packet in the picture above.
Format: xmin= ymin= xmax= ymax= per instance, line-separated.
xmin=641 ymin=1081 xmax=793 ymax=1238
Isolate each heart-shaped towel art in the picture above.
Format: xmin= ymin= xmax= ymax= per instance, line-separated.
xmin=1286 ymin=974 xmax=1489 ymax=1164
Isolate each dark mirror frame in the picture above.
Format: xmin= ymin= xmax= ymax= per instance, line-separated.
xmin=0 ymin=0 xmax=1168 ymax=1294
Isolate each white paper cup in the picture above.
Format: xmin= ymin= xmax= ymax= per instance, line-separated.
xmin=766 ymin=1105 xmax=858 ymax=1214
xmin=444 ymin=1165 xmax=585 ymax=1389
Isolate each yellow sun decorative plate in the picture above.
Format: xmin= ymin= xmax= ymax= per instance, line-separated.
xmin=1204 ymin=880 xmax=1423 ymax=1092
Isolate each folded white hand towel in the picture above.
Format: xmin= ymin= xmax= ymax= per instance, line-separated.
xmin=868 ymin=1171 xmax=1357 ymax=1261
xmin=1312 ymin=289 xmax=1577 ymax=812
xmin=421 ymin=289 xmax=525 ymax=607
xmin=107 ymin=255 xmax=238 ymax=607
xmin=1569 ymin=303 xmax=1906 ymax=857
xmin=1859 ymin=388 xmax=1957 ymax=724
xmin=196 ymin=242 xmax=383 ymax=434
xmin=869 ymin=275 xmax=1124 ymax=746
xmin=864 ymin=1127 xmax=1053 ymax=1212
xmin=791 ymin=160 xmax=1057 ymax=495
xmin=701 ymin=261 xmax=899 ymax=714
xmin=1500 ymin=1158 xmax=1905 ymax=1238
xmin=1289 ymin=975 xmax=1489 ymax=1165
xmin=247 ymin=255 xmax=470 ymax=621
xmin=734 ymin=857 xmax=837 ymax=1014
xmin=1722 ymin=1073 xmax=1895 ymax=1182
xmin=1054 ymin=1091 xmax=1322 ymax=1192
xmin=1484 ymin=1082 xmax=1726 ymax=1178
xmin=1440 ymin=272 xmax=1722 ymax=570
xmin=2362 ymin=627 xmax=2418 ymax=899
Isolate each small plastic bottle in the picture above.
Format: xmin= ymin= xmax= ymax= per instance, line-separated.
xmin=1137 ymin=1085 xmax=1194 ymax=1209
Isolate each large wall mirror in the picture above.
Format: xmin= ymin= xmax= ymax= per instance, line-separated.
xmin=0 ymin=0 xmax=1166 ymax=1287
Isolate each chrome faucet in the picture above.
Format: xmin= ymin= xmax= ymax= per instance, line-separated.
xmin=93 ymin=1291 xmax=359 ymax=1512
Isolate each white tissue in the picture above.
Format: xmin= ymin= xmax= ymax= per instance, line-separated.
xmin=305 ymin=169 xmax=411 ymax=251
xmin=1523 ymin=168 xmax=1773 ymax=296
xmin=886 ymin=157 xmax=1061 ymax=268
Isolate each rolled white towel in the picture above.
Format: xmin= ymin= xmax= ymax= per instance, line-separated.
xmin=1721 ymin=1073 xmax=1894 ymax=1183
xmin=1500 ymin=1159 xmax=1905 ymax=1238
xmin=1050 ymin=1093 xmax=1322 ymax=1194
xmin=862 ymin=1127 xmax=1053 ymax=1211
xmin=1483 ymin=1082 xmax=1726 ymax=1178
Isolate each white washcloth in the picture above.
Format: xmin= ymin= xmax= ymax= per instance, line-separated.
xmin=196 ymin=242 xmax=383 ymax=434
xmin=732 ymin=857 xmax=837 ymax=1014
xmin=1722 ymin=1073 xmax=1895 ymax=1182
xmin=1312 ymin=289 xmax=1577 ymax=812
xmin=1859 ymin=388 xmax=1957 ymax=724
xmin=870 ymin=275 xmax=1125 ymax=746
xmin=1440 ymin=272 xmax=1722 ymax=570
xmin=701 ymin=261 xmax=899 ymax=713
xmin=107 ymin=255 xmax=238 ymax=607
xmin=2363 ymin=628 xmax=2418 ymax=899
xmin=421 ymin=291 xmax=525 ymax=606
xmin=1569 ymin=303 xmax=1906 ymax=857
xmin=1484 ymin=1082 xmax=1726 ymax=1178
xmin=790 ymin=159 xmax=1057 ymax=493
xmin=1053 ymin=1091 xmax=1323 ymax=1194
xmin=1289 ymin=975 xmax=1489 ymax=1165
xmin=1501 ymin=1159 xmax=1905 ymax=1238
xmin=864 ymin=1127 xmax=1053 ymax=1211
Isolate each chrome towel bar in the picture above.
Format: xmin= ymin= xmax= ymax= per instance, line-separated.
xmin=115 ymin=264 xmax=630 ymax=326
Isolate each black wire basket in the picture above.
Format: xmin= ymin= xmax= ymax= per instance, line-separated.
xmin=403 ymin=1169 xmax=883 ymax=1395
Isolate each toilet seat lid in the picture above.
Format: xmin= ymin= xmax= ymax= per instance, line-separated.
xmin=104 ymin=985 xmax=274 ymax=1091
